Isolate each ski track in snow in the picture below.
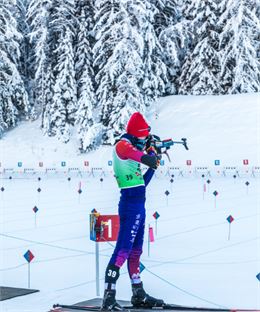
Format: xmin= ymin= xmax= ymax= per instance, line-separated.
xmin=0 ymin=173 xmax=259 ymax=312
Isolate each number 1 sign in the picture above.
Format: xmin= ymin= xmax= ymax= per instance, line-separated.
xmin=90 ymin=214 xmax=119 ymax=242
xmin=89 ymin=211 xmax=120 ymax=297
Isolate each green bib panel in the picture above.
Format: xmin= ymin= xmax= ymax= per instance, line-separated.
xmin=113 ymin=147 xmax=145 ymax=189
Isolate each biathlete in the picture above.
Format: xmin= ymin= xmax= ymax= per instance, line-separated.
xmin=101 ymin=112 xmax=164 ymax=311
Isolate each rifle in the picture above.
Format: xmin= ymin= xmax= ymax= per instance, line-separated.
xmin=148 ymin=135 xmax=189 ymax=161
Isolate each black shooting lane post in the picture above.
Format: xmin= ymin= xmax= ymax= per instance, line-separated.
xmin=165 ymin=190 xmax=170 ymax=206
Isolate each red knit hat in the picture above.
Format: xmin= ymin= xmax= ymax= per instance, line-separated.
xmin=126 ymin=112 xmax=150 ymax=138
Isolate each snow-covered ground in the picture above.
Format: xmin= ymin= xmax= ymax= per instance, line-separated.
xmin=0 ymin=94 xmax=260 ymax=312
xmin=0 ymin=93 xmax=259 ymax=168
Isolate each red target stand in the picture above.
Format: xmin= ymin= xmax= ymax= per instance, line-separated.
xmin=90 ymin=210 xmax=119 ymax=296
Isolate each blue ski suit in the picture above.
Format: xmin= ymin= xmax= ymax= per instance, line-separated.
xmin=107 ymin=136 xmax=157 ymax=283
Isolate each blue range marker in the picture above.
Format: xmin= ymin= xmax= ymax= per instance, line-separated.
xmin=139 ymin=262 xmax=146 ymax=273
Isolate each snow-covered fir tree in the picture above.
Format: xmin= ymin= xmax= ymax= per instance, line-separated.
xmin=0 ymin=0 xmax=29 ymax=137
xmin=179 ymin=0 xmax=222 ymax=95
xmin=218 ymin=0 xmax=260 ymax=93
xmin=43 ymin=0 xmax=77 ymax=143
xmin=153 ymin=0 xmax=180 ymax=36
xmin=141 ymin=0 xmax=167 ymax=105
xmin=51 ymin=30 xmax=77 ymax=143
xmin=93 ymin=0 xmax=146 ymax=144
xmin=41 ymin=63 xmax=55 ymax=135
xmin=26 ymin=0 xmax=52 ymax=118
xmin=74 ymin=0 xmax=100 ymax=152
xmin=157 ymin=0 xmax=188 ymax=94
xmin=256 ymin=0 xmax=260 ymax=78
xmin=14 ymin=0 xmax=31 ymax=99
xmin=159 ymin=21 xmax=190 ymax=94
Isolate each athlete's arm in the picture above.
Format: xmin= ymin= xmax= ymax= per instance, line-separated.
xmin=115 ymin=140 xmax=158 ymax=169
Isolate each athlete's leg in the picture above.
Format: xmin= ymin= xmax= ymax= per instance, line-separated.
xmin=127 ymin=211 xmax=145 ymax=284
xmin=102 ymin=200 xmax=144 ymax=310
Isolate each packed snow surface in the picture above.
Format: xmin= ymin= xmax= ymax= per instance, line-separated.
xmin=0 ymin=94 xmax=260 ymax=312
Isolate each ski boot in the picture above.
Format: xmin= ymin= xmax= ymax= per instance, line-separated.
xmin=101 ymin=289 xmax=124 ymax=311
xmin=131 ymin=282 xmax=165 ymax=308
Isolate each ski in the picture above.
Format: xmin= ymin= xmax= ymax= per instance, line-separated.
xmin=50 ymin=304 xmax=260 ymax=312
xmin=52 ymin=304 xmax=101 ymax=311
